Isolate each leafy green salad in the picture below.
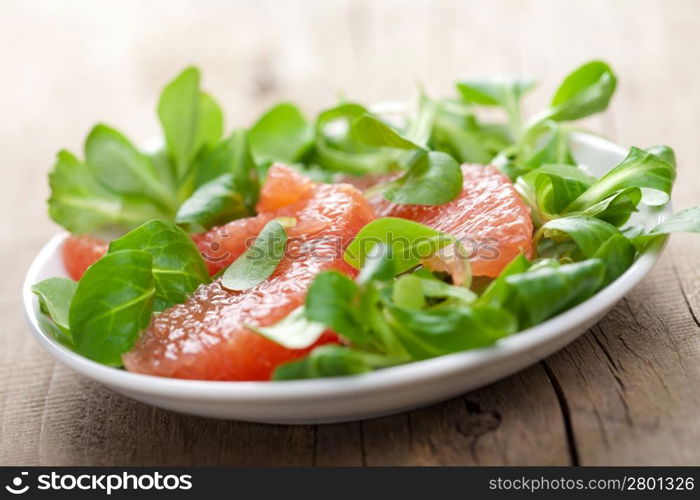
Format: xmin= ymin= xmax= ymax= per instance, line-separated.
xmin=31 ymin=61 xmax=700 ymax=381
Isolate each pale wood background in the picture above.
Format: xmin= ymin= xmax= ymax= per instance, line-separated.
xmin=1 ymin=0 xmax=699 ymax=465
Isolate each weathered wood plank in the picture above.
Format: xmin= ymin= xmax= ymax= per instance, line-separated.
xmin=361 ymin=365 xmax=570 ymax=465
xmin=544 ymin=249 xmax=700 ymax=465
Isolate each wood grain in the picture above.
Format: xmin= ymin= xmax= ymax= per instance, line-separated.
xmin=1 ymin=0 xmax=698 ymax=466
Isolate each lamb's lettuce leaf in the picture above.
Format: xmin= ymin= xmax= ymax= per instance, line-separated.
xmin=632 ymin=207 xmax=700 ymax=249
xmin=539 ymin=61 xmax=617 ymax=122
xmin=350 ymin=114 xmax=463 ymax=205
xmin=311 ymin=103 xmax=391 ymax=174
xmin=85 ymin=125 xmax=177 ymax=213
xmin=158 ymin=67 xmax=223 ymax=180
xmin=564 ymin=146 xmax=675 ymax=214
xmin=344 ymin=217 xmax=454 ymax=274
xmin=248 ymin=306 xmax=326 ymax=350
xmin=273 ymin=345 xmax=384 ymax=380
xmin=383 ymin=150 xmax=462 ymax=205
xmin=109 ymin=220 xmax=210 ymax=311
xmin=69 ymin=250 xmax=155 ymax=365
xmin=48 ymin=151 xmax=168 ymax=234
xmin=457 ymin=78 xmax=534 ymax=138
xmin=385 ymin=304 xmax=516 ymax=360
xmin=430 ymin=101 xmax=510 ymax=164
xmin=479 ymin=258 xmax=606 ymax=328
xmin=536 ymin=215 xmax=637 ymax=283
xmin=175 ymin=174 xmax=249 ymax=232
xmin=221 ymin=219 xmax=288 ymax=291
xmin=249 ymin=102 xmax=313 ymax=164
xmin=305 ymin=271 xmax=369 ymax=347
xmin=31 ymin=277 xmax=77 ymax=342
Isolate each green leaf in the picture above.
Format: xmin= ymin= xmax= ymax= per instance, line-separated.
xmin=431 ymin=111 xmax=494 ymax=164
xmin=633 ymin=206 xmax=700 ymax=249
xmin=536 ymin=215 xmax=626 ymax=259
xmin=145 ymin=146 xmax=178 ymax=196
xmin=405 ymin=93 xmax=438 ymax=148
xmin=592 ymin=234 xmax=636 ymax=286
xmin=344 ymin=217 xmax=453 ymax=274
xmin=457 ymin=79 xmax=535 ymax=107
xmin=158 ymin=67 xmax=223 ymax=179
xmin=457 ymin=79 xmax=534 ymax=138
xmin=533 ymin=214 xmax=636 ymax=286
xmin=176 ymin=174 xmax=248 ymax=232
xmin=305 ymin=271 xmax=368 ymax=345
xmin=495 ymin=259 xmax=606 ymax=328
xmin=350 ymin=114 xmax=463 ymax=205
xmin=85 ymin=124 xmax=176 ymax=212
xmin=69 ymin=250 xmax=155 ymax=365
xmin=109 ymin=220 xmax=210 ymax=311
xmin=580 ymin=186 xmax=642 ymax=227
xmin=646 ymin=145 xmax=676 ymax=168
xmin=31 ymin=277 xmax=77 ymax=338
xmin=417 ymin=274 xmax=477 ymax=304
xmin=249 ymin=102 xmax=313 ymax=164
xmin=312 ymin=103 xmax=392 ymax=175
xmin=564 ymin=146 xmax=676 ymax=214
xmin=351 ymin=114 xmax=419 ymax=150
xmin=520 ymin=121 xmax=576 ymax=168
xmin=544 ymin=61 xmax=617 ymax=121
xmin=193 ymin=92 xmax=224 ymax=154
xmin=383 ymin=151 xmax=463 ymax=205
xmin=48 ymin=151 xmax=166 ymax=234
xmin=478 ymin=254 xmax=531 ymax=307
xmin=248 ymin=306 xmax=326 ymax=350
xmin=531 ymin=170 xmax=591 ymax=221
xmin=273 ymin=345 xmax=379 ymax=380
xmin=193 ymin=129 xmax=260 ymax=211
xmin=649 ymin=206 xmax=700 ymax=236
xmin=356 ymin=243 xmax=397 ymax=285
xmin=386 ymin=304 xmax=517 ymax=360
xmin=221 ymin=219 xmax=287 ymax=291
xmin=392 ymin=274 xmax=427 ymax=309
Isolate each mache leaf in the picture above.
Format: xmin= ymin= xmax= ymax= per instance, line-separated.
xmin=344 ymin=217 xmax=453 ymax=274
xmin=383 ymin=151 xmax=463 ymax=205
xmin=544 ymin=61 xmax=617 ymax=122
xmin=69 ymin=250 xmax=155 ymax=366
xmin=175 ymin=173 xmax=248 ymax=232
xmin=564 ymin=146 xmax=675 ymax=214
xmin=109 ymin=219 xmax=210 ymax=311
xmin=249 ymin=102 xmax=313 ymax=164
xmin=248 ymin=306 xmax=326 ymax=350
xmin=221 ymin=219 xmax=288 ymax=291
xmin=31 ymin=277 xmax=77 ymax=338
xmin=85 ymin=124 xmax=176 ymax=212
xmin=48 ymin=151 xmax=166 ymax=234
xmin=158 ymin=67 xmax=223 ymax=180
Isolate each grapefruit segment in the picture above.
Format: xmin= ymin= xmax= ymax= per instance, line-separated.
xmin=364 ymin=164 xmax=534 ymax=277
xmin=192 ymin=163 xmax=318 ymax=276
xmin=123 ymin=165 xmax=374 ymax=380
xmin=62 ymin=235 xmax=108 ymax=281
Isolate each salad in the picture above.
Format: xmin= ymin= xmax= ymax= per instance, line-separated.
xmin=32 ymin=61 xmax=700 ymax=381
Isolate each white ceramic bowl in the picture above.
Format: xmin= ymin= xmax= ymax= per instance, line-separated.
xmin=23 ymin=133 xmax=670 ymax=424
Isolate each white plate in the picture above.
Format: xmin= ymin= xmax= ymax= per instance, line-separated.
xmin=23 ymin=133 xmax=670 ymax=424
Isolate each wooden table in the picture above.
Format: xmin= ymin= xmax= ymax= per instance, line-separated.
xmin=1 ymin=0 xmax=699 ymax=466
